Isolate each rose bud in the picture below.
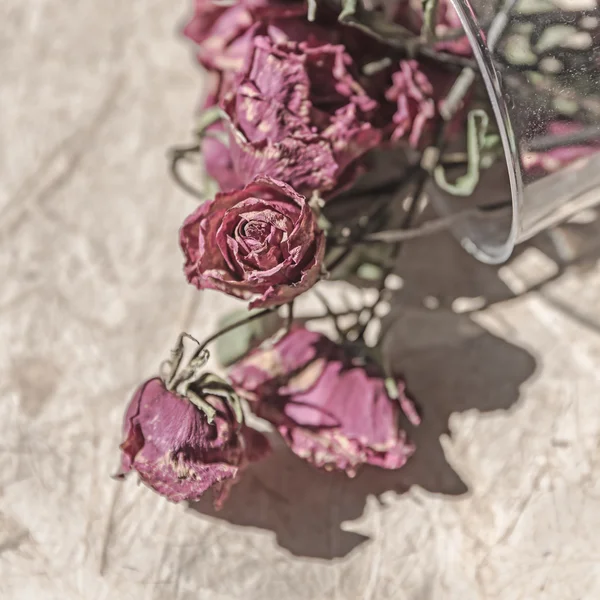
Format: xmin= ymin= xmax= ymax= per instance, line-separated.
xmin=180 ymin=175 xmax=326 ymax=308
xmin=222 ymin=36 xmax=382 ymax=198
xmin=230 ymin=327 xmax=420 ymax=477
xmin=116 ymin=376 xmax=270 ymax=507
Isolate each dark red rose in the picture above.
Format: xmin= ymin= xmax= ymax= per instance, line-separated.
xmin=116 ymin=377 xmax=269 ymax=507
xmin=180 ymin=176 xmax=325 ymax=308
xmin=230 ymin=328 xmax=420 ymax=477
xmin=222 ymin=35 xmax=382 ymax=197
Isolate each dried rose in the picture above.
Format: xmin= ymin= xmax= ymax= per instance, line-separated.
xmin=180 ymin=175 xmax=325 ymax=308
xmin=184 ymin=0 xmax=330 ymax=78
xmin=116 ymin=377 xmax=269 ymax=507
xmin=385 ymin=60 xmax=440 ymax=148
xmin=230 ymin=327 xmax=420 ymax=477
xmin=222 ymin=35 xmax=382 ymax=197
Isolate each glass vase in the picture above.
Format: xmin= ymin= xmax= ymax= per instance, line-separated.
xmin=431 ymin=0 xmax=600 ymax=263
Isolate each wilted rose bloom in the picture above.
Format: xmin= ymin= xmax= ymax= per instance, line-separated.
xmin=222 ymin=36 xmax=382 ymax=197
xmin=385 ymin=60 xmax=440 ymax=148
xmin=180 ymin=175 xmax=325 ymax=308
xmin=230 ymin=328 xmax=420 ymax=476
xmin=184 ymin=0 xmax=330 ymax=77
xmin=522 ymin=121 xmax=600 ymax=176
xmin=116 ymin=377 xmax=270 ymax=507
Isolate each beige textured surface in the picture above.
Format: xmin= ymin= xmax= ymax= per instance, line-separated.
xmin=2 ymin=2 xmax=600 ymax=599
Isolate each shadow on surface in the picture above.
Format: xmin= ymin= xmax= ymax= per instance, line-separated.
xmin=189 ymin=216 xmax=600 ymax=559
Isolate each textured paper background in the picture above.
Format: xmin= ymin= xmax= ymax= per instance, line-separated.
xmin=2 ymin=2 xmax=600 ymax=599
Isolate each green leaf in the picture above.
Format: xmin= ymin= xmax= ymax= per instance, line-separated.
xmin=215 ymin=309 xmax=283 ymax=367
xmin=433 ymin=109 xmax=492 ymax=197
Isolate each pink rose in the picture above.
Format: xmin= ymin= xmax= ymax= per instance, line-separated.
xmin=180 ymin=176 xmax=325 ymax=308
xmin=230 ymin=327 xmax=420 ymax=477
xmin=222 ymin=35 xmax=382 ymax=197
xmin=116 ymin=377 xmax=270 ymax=507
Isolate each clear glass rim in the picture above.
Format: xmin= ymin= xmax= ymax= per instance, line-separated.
xmin=445 ymin=0 xmax=525 ymax=264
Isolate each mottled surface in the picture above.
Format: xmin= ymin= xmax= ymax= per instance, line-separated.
xmin=2 ymin=1 xmax=600 ymax=599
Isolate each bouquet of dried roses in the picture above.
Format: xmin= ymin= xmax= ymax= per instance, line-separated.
xmin=115 ymin=0 xmax=600 ymax=506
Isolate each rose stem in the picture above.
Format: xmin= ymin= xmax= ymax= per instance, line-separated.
xmin=324 ymin=166 xmax=422 ymax=272
xmin=351 ymin=201 xmax=512 ymax=244
xmin=188 ymin=308 xmax=274 ymax=363
xmin=168 ymin=143 xmax=204 ymax=200
xmin=285 ymin=300 xmax=294 ymax=332
xmin=353 ymin=168 xmax=429 ymax=342
xmin=312 ymin=288 xmax=350 ymax=340
xmin=354 ymin=112 xmax=453 ymax=342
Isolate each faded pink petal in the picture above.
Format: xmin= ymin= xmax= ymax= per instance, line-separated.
xmin=116 ymin=377 xmax=269 ymax=507
xmin=230 ymin=328 xmax=419 ymax=476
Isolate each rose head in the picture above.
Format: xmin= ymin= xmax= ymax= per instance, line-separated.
xmin=222 ymin=35 xmax=382 ymax=197
xmin=230 ymin=328 xmax=420 ymax=476
xmin=116 ymin=377 xmax=269 ymax=507
xmin=180 ymin=176 xmax=325 ymax=308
